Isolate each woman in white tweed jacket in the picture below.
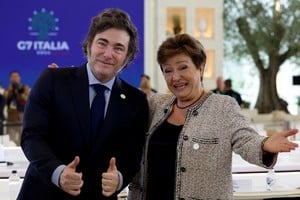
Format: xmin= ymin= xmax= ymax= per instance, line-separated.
xmin=127 ymin=33 xmax=298 ymax=200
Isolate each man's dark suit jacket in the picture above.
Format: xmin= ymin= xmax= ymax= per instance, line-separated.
xmin=18 ymin=65 xmax=149 ymax=200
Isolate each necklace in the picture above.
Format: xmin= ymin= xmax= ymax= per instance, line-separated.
xmin=175 ymin=91 xmax=205 ymax=109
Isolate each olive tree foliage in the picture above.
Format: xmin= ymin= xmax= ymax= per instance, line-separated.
xmin=223 ymin=0 xmax=300 ymax=113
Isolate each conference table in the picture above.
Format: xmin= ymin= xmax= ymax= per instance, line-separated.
xmin=232 ymin=172 xmax=300 ymax=199
xmin=232 ymin=142 xmax=300 ymax=199
xmin=1 ymin=143 xmax=300 ymax=200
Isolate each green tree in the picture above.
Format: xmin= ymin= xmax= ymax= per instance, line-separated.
xmin=224 ymin=0 xmax=300 ymax=113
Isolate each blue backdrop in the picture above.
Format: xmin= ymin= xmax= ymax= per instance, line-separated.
xmin=0 ymin=0 xmax=144 ymax=88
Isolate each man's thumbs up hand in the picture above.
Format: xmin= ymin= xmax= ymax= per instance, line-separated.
xmin=60 ymin=156 xmax=84 ymax=196
xmin=68 ymin=156 xmax=80 ymax=170
xmin=102 ymin=157 xmax=119 ymax=197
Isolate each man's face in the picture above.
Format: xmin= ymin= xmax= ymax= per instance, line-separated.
xmin=87 ymin=28 xmax=130 ymax=83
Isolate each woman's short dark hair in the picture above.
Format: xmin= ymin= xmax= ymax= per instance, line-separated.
xmin=82 ymin=8 xmax=139 ymax=67
xmin=157 ymin=33 xmax=206 ymax=71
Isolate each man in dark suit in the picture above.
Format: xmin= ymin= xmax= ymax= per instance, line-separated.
xmin=224 ymin=78 xmax=244 ymax=106
xmin=19 ymin=8 xmax=149 ymax=200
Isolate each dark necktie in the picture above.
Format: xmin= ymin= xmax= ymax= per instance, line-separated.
xmin=91 ymin=84 xmax=107 ymax=136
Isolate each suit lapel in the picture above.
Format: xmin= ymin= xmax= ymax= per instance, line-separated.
xmin=69 ymin=65 xmax=91 ymax=147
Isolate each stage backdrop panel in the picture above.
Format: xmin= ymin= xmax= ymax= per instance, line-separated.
xmin=0 ymin=0 xmax=144 ymax=88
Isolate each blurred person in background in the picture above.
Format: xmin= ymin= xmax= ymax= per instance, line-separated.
xmin=3 ymin=71 xmax=30 ymax=144
xmin=211 ymin=76 xmax=224 ymax=94
xmin=224 ymin=78 xmax=244 ymax=107
xmin=0 ymin=82 xmax=5 ymax=134
xmin=139 ymin=74 xmax=157 ymax=99
xmin=0 ymin=81 xmax=4 ymax=95
xmin=4 ymin=71 xmax=30 ymax=122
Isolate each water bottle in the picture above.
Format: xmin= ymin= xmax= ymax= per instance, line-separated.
xmin=9 ymin=170 xmax=21 ymax=200
xmin=266 ymin=168 xmax=276 ymax=191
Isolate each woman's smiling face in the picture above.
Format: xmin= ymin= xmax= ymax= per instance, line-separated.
xmin=161 ymin=53 xmax=204 ymax=101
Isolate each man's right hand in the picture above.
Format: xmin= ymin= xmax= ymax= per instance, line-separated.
xmin=60 ymin=156 xmax=84 ymax=196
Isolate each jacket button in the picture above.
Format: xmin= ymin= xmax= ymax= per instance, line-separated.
xmin=183 ymin=135 xmax=188 ymax=140
xmin=192 ymin=110 xmax=198 ymax=116
xmin=180 ymin=167 xmax=186 ymax=172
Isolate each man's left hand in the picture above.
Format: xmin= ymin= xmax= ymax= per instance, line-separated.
xmin=102 ymin=157 xmax=119 ymax=197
